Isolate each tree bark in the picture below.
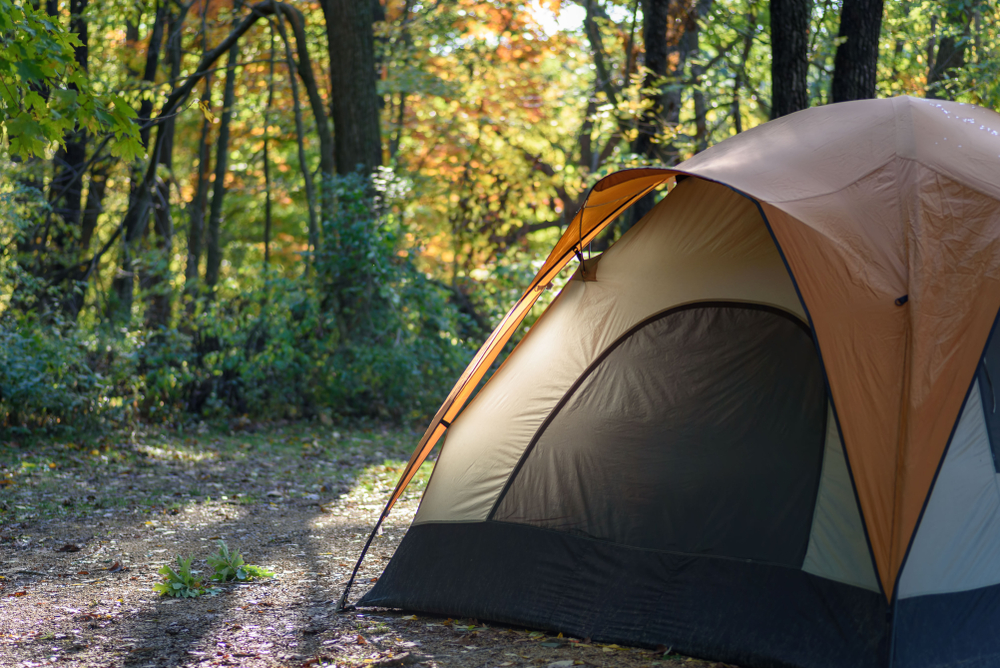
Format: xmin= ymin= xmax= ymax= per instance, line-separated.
xmin=48 ymin=0 xmax=89 ymax=317
xmin=830 ymin=0 xmax=884 ymax=102
xmin=632 ymin=0 xmax=670 ymax=162
xmin=111 ymin=0 xmax=167 ymax=321
xmin=584 ymin=0 xmax=620 ymax=108
xmin=927 ymin=1 xmax=975 ymax=100
xmin=263 ymin=33 xmax=275 ymax=268
xmin=273 ymin=11 xmax=319 ymax=255
xmin=144 ymin=2 xmax=188 ymax=329
xmin=732 ymin=5 xmax=756 ymax=133
xmin=770 ymin=0 xmax=811 ymax=117
xmin=273 ymin=3 xmax=334 ymax=222
xmin=186 ymin=1 xmax=213 ymax=300
xmin=322 ymin=0 xmax=382 ymax=175
xmin=185 ymin=74 xmax=212 ymax=298
xmin=205 ymin=40 xmax=240 ymax=289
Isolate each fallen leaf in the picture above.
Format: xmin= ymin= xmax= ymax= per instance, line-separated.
xmin=77 ymin=571 xmax=89 ymax=575
xmin=55 ymin=544 xmax=81 ymax=553
xmin=108 ymin=561 xmax=128 ymax=573
xmin=357 ymin=634 xmax=368 ymax=645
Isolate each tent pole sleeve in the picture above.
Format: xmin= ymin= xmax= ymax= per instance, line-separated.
xmin=378 ymin=173 xmax=675 ymax=516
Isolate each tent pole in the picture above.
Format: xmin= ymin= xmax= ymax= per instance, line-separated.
xmin=336 ymin=505 xmax=390 ymax=612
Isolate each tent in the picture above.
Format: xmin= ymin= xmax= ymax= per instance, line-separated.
xmin=346 ymin=96 xmax=1000 ymax=668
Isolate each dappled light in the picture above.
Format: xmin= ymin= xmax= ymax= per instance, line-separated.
xmin=4 ymin=0 xmax=1000 ymax=666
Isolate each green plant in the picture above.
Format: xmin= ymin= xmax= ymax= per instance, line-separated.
xmin=207 ymin=540 xmax=274 ymax=583
xmin=153 ymin=556 xmax=214 ymax=598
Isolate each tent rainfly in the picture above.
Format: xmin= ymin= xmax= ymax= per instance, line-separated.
xmin=341 ymin=96 xmax=1000 ymax=668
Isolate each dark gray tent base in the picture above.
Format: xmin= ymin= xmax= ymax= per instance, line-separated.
xmin=359 ymin=521 xmax=888 ymax=668
xmin=894 ymin=584 xmax=1000 ymax=668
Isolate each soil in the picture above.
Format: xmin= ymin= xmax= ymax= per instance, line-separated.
xmin=0 ymin=423 xmax=731 ymax=668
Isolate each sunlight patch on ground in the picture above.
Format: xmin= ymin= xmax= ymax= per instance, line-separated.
xmin=134 ymin=441 xmax=219 ymax=463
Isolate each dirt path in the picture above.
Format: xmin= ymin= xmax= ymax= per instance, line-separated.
xmin=0 ymin=423 xmax=723 ymax=668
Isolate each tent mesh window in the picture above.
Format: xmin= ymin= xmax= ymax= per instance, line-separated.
xmin=490 ymin=302 xmax=827 ymax=567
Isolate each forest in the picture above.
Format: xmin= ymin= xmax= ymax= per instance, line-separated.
xmin=1 ymin=0 xmax=997 ymax=433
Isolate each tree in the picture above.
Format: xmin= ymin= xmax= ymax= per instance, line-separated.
xmin=770 ymin=0 xmax=811 ymax=117
xmin=205 ymin=41 xmax=240 ymax=289
xmin=322 ymin=0 xmax=382 ymax=175
xmin=830 ymin=0 xmax=884 ymax=102
xmin=110 ymin=2 xmax=169 ymax=321
xmin=927 ymin=1 xmax=977 ymax=100
xmin=46 ymin=0 xmax=90 ymax=315
xmin=633 ymin=0 xmax=670 ymax=163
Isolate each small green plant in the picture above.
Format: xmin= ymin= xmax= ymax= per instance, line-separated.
xmin=153 ymin=555 xmax=214 ymax=598
xmin=207 ymin=540 xmax=274 ymax=583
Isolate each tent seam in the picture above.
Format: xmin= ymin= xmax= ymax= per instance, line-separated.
xmin=731 ymin=188 xmax=890 ymax=606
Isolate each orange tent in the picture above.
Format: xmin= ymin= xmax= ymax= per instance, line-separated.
xmin=345 ymin=97 xmax=1000 ymax=668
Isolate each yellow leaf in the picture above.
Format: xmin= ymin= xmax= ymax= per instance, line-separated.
xmin=198 ymin=100 xmax=216 ymax=123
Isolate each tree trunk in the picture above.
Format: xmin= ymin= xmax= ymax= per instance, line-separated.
xmin=111 ymin=1 xmax=167 ymax=321
xmin=274 ymin=11 xmax=319 ymax=255
xmin=322 ymin=0 xmax=382 ymax=175
xmin=770 ymin=0 xmax=811 ymax=117
xmin=830 ymin=0 xmax=884 ymax=102
xmin=732 ymin=4 xmax=756 ymax=133
xmin=662 ymin=0 xmax=711 ymax=143
xmin=48 ymin=0 xmax=89 ymax=317
xmin=205 ymin=40 xmax=239 ymax=289
xmin=584 ymin=0 xmax=621 ymax=108
xmin=634 ymin=0 xmax=711 ymax=164
xmin=144 ymin=2 xmax=188 ymax=330
xmin=185 ymin=1 xmax=212 ymax=301
xmin=927 ymin=2 xmax=975 ymax=100
xmin=273 ymin=4 xmax=334 ymax=228
xmin=185 ymin=74 xmax=213 ymax=298
xmin=80 ymin=161 xmax=107 ymax=255
xmin=632 ymin=0 xmax=670 ymax=163
xmin=263 ymin=36 xmax=275 ymax=268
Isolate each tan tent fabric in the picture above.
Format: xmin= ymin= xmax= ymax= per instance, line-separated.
xmin=415 ymin=178 xmax=802 ymax=525
xmin=384 ymin=96 xmax=1000 ymax=600
xmin=380 ymin=171 xmax=672 ymax=515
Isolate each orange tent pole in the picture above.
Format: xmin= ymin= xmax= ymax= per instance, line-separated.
xmin=337 ymin=169 xmax=673 ymax=611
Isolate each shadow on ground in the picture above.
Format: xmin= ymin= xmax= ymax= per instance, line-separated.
xmin=0 ymin=423 xmax=713 ymax=668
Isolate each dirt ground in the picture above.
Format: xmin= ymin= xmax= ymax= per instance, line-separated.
xmin=0 ymin=423 xmax=731 ymax=668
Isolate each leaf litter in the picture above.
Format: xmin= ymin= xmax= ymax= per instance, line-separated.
xmin=0 ymin=422 xmax=725 ymax=667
